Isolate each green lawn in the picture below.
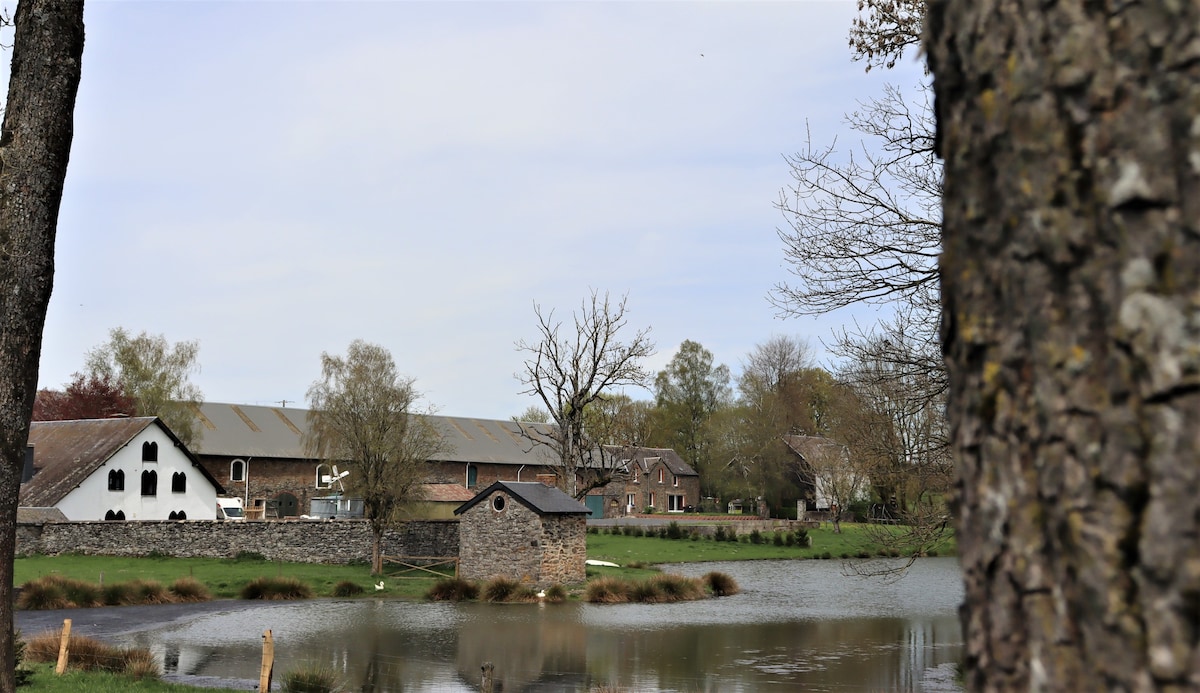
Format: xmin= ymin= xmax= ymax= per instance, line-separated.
xmin=586 ymin=522 xmax=955 ymax=566
xmin=13 ymin=553 xmax=433 ymax=600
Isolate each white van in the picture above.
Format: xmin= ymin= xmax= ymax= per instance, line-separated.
xmin=216 ymin=497 xmax=245 ymax=521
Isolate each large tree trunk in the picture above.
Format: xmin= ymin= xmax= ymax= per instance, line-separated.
xmin=0 ymin=2 xmax=84 ymax=691
xmin=928 ymin=1 xmax=1200 ymax=690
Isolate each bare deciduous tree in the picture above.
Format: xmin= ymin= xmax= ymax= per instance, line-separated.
xmin=515 ymin=291 xmax=654 ymax=499
xmin=304 ymin=340 xmax=448 ymax=575
xmin=0 ymin=3 xmax=85 ymax=691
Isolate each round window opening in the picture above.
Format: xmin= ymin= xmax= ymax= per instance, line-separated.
xmin=492 ymin=495 xmax=506 ymax=512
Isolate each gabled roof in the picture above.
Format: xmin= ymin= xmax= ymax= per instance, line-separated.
xmin=783 ymin=435 xmax=846 ymax=464
xmin=20 ymin=417 xmax=225 ymax=507
xmin=454 ymin=481 xmax=591 ymax=516
xmin=608 ymin=445 xmax=699 ymax=477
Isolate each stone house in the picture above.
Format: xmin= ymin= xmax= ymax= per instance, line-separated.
xmin=20 ymin=417 xmax=224 ymax=521
xmin=187 ymin=402 xmax=698 ymax=519
xmin=454 ymin=481 xmax=590 ymax=585
xmin=608 ymin=446 xmax=701 ymax=516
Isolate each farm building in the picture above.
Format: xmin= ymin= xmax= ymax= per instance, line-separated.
xmin=454 ymin=481 xmax=590 ymax=585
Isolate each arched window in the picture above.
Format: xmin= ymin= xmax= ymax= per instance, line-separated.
xmin=171 ymin=472 xmax=186 ymax=493
xmin=230 ymin=459 xmax=245 ymax=482
xmin=108 ymin=469 xmax=125 ymax=491
xmin=315 ymin=464 xmax=331 ymax=489
xmin=142 ymin=441 xmax=158 ymax=462
xmin=168 ymin=510 xmax=187 ymax=520
xmin=105 ymin=510 xmax=125 ymax=521
xmin=141 ymin=470 xmax=158 ymax=496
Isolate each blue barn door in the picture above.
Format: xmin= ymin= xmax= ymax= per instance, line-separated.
xmin=584 ymin=495 xmax=605 ymax=519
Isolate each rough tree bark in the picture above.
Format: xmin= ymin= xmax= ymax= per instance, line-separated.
xmin=0 ymin=2 xmax=84 ymax=691
xmin=928 ymin=1 xmax=1199 ymax=690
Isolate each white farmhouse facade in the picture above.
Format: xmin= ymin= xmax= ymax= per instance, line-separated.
xmin=20 ymin=417 xmax=224 ymax=521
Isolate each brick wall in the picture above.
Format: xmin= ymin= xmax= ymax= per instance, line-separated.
xmin=15 ymin=519 xmax=458 ymax=565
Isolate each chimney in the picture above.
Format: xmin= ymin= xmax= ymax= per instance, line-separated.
xmin=536 ymin=474 xmax=557 ymax=487
xmin=21 ymin=445 xmax=34 ymax=484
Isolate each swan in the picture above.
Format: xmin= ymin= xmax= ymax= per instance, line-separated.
xmin=375 ymin=581 xmax=385 ymax=591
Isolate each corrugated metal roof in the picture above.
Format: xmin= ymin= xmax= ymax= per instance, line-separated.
xmin=189 ymin=402 xmax=311 ymax=458
xmin=189 ymin=403 xmax=693 ymax=477
xmin=20 ymin=417 xmax=223 ymax=507
xmin=189 ymin=403 xmax=561 ymax=466
xmin=454 ymin=481 xmax=591 ymax=516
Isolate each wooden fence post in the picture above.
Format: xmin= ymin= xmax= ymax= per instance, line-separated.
xmin=54 ymin=619 xmax=71 ymax=675
xmin=260 ymin=629 xmax=274 ymax=691
xmin=481 ymin=661 xmax=494 ymax=693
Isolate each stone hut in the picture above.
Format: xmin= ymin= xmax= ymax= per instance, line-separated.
xmin=454 ymin=480 xmax=590 ymax=586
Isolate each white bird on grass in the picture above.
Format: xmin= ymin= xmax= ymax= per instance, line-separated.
xmin=375 ymin=581 xmax=385 ymax=591
xmin=537 ymin=589 xmax=546 ymax=599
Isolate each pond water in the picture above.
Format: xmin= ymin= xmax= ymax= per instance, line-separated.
xmin=115 ymin=558 xmax=964 ymax=692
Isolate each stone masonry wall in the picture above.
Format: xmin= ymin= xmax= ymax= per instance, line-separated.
xmin=458 ymin=494 xmax=544 ymax=583
xmin=15 ymin=519 xmax=458 ymax=565
xmin=539 ymin=515 xmax=586 ymax=584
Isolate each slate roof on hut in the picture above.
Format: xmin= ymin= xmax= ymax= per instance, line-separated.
xmin=454 ymin=481 xmax=591 ymax=516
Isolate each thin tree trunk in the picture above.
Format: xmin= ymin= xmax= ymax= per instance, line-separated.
xmin=0 ymin=3 xmax=85 ymax=692
xmin=928 ymin=1 xmax=1200 ymax=689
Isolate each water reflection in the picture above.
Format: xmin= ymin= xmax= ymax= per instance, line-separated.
xmin=120 ymin=558 xmax=964 ymax=692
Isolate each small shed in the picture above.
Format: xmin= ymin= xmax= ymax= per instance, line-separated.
xmin=454 ymin=481 xmax=590 ymax=586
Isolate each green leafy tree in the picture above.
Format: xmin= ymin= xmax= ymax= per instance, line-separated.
xmin=653 ymin=340 xmax=732 ymax=484
xmin=515 ymin=290 xmax=654 ymax=498
xmin=0 ymin=3 xmax=85 ymax=691
xmin=84 ymin=328 xmax=203 ymax=446
xmin=304 ymin=340 xmax=448 ymax=575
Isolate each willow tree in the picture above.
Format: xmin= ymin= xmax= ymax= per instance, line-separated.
xmin=929 ymin=0 xmax=1200 ymax=688
xmin=304 ymin=340 xmax=447 ymax=575
xmin=0 ymin=3 xmax=85 ymax=691
xmin=84 ymin=328 xmax=203 ymax=446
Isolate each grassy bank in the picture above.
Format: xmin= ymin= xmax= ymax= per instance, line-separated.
xmin=13 ymin=553 xmax=430 ymax=601
xmin=587 ymin=522 xmax=955 ymax=566
xmin=17 ymin=665 xmax=239 ymax=693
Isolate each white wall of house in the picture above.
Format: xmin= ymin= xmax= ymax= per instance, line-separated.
xmin=56 ymin=425 xmax=219 ymax=521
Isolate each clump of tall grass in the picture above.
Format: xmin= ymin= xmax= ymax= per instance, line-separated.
xmin=128 ymin=579 xmax=173 ymax=604
xmin=281 ymin=663 xmax=342 ymax=692
xmin=18 ymin=575 xmax=102 ymax=609
xmin=481 ymin=576 xmax=539 ymax=603
xmin=240 ymin=576 xmax=313 ymax=600
xmin=24 ymin=629 xmax=158 ymax=677
xmin=331 ymin=580 xmax=364 ymax=598
xmin=426 ymin=577 xmax=479 ymax=602
xmin=649 ymin=574 xmax=705 ymax=602
xmin=168 ymin=577 xmax=210 ymax=602
xmin=585 ymin=577 xmax=630 ymax=604
xmin=702 ymin=571 xmax=740 ymax=597
xmin=543 ymin=584 xmax=568 ymax=603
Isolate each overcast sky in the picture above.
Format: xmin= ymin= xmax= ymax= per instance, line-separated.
xmin=34 ymin=0 xmax=927 ymax=420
